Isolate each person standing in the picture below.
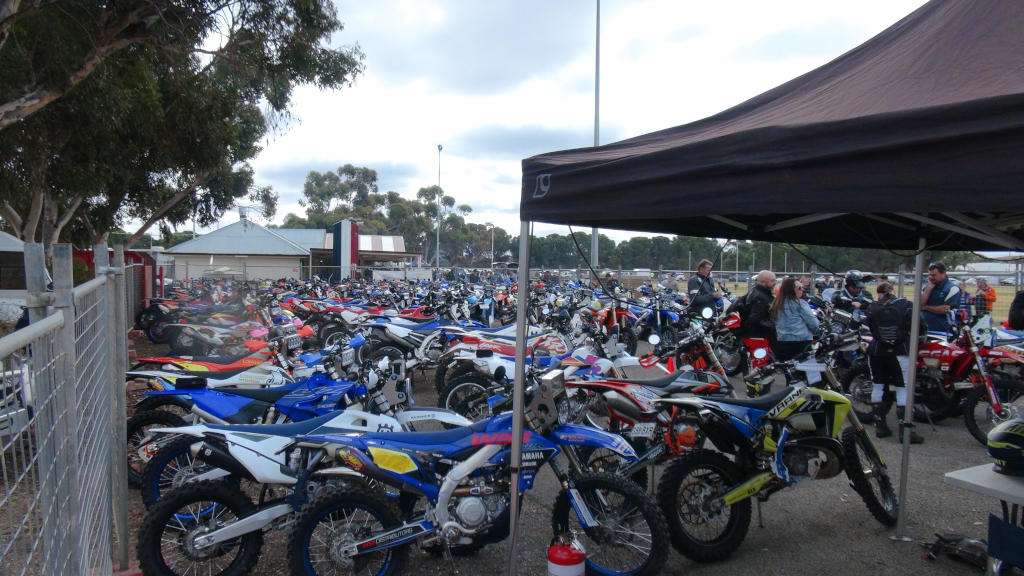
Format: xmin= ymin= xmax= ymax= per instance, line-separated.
xmin=974 ymin=277 xmax=997 ymax=317
xmin=740 ymin=270 xmax=776 ymax=339
xmin=921 ymin=262 xmax=960 ymax=336
xmin=771 ymin=277 xmax=819 ymax=361
xmin=863 ymin=282 xmax=923 ymax=444
xmin=832 ymin=270 xmax=874 ymax=312
xmin=688 ymin=259 xmax=721 ymax=310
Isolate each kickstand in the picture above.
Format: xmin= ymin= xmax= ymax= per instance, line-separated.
xmin=756 ymin=498 xmax=765 ymax=529
xmin=922 ymin=406 xmax=937 ymax=432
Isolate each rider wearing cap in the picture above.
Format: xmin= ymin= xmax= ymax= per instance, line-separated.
xmin=832 ymin=270 xmax=874 ymax=313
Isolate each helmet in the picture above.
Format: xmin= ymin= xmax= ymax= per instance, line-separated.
xmin=987 ymin=416 xmax=1024 ymax=476
xmin=466 ymin=295 xmax=479 ymax=306
xmin=845 ymin=270 xmax=866 ymax=289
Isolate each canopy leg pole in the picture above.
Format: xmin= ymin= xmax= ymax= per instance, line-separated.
xmin=894 ymin=236 xmax=926 ymax=541
xmin=507 ymin=220 xmax=532 ymax=575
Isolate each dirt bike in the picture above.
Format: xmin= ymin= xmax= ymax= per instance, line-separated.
xmin=655 ymin=334 xmax=898 ymax=562
xmin=136 ymin=369 xmax=670 ymax=576
xmin=841 ymin=315 xmax=1024 ymax=443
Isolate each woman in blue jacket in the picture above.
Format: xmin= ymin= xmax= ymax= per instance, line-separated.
xmin=771 ymin=276 xmax=820 ymax=362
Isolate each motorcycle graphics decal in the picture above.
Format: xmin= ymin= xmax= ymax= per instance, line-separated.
xmin=355 ymin=521 xmax=432 ymax=554
xmin=367 ymin=447 xmax=418 ymax=474
xmin=337 ymin=448 xmax=365 ymax=472
xmin=765 ymin=388 xmax=805 ymax=420
xmin=471 ymin=431 xmax=534 ymax=446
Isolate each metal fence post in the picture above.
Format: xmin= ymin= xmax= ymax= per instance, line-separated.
xmin=108 ymin=246 xmax=131 ymax=569
xmin=52 ymin=244 xmax=85 ymax=573
xmin=22 ymin=244 xmax=63 ymax=574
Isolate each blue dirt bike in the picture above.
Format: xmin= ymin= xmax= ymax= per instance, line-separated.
xmin=135 ymin=369 xmax=670 ymax=576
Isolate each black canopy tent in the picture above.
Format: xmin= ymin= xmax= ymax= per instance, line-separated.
xmin=507 ymin=0 xmax=1024 ymax=565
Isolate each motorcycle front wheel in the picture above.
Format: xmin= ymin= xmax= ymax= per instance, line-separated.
xmin=441 ymin=374 xmax=494 ymax=421
xmin=137 ymin=480 xmax=262 ymax=576
xmin=842 ymin=426 xmax=898 ymax=526
xmin=126 ymin=410 xmax=186 ymax=488
xmin=963 ymin=376 xmax=1024 ymax=446
xmin=552 ymin=472 xmax=668 ymax=576
xmin=656 ymin=450 xmax=751 ymax=563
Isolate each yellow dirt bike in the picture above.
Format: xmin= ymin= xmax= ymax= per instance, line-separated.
xmin=655 ymin=335 xmax=897 ymax=562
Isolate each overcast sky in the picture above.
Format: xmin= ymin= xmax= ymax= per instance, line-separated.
xmin=227 ymin=0 xmax=928 ymax=240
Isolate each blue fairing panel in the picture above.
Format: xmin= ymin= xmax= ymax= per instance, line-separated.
xmin=707 ymin=402 xmax=765 ymax=438
xmin=551 ymin=424 xmax=637 ymax=461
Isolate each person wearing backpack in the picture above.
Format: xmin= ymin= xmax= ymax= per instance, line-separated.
xmin=863 ymin=281 xmax=923 ymax=444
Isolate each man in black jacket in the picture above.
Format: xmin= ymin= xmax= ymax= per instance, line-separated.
xmin=688 ymin=259 xmax=720 ymax=310
xmin=742 ymin=270 xmax=776 ymax=339
xmin=863 ymin=282 xmax=922 ymax=444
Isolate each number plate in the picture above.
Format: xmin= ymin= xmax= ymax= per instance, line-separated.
xmin=285 ymin=335 xmax=302 ymax=350
xmin=630 ymin=422 xmax=657 ymax=439
xmin=341 ymin=349 xmax=355 ymax=366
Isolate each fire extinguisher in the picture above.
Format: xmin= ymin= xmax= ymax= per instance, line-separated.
xmin=547 ymin=536 xmax=586 ymax=576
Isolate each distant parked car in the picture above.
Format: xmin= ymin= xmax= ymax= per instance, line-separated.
xmin=1000 ymin=277 xmax=1017 ymax=286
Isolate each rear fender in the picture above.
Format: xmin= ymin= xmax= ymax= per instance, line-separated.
xmin=135 ymin=394 xmax=193 ymax=412
xmin=551 ymin=424 xmax=637 ymax=461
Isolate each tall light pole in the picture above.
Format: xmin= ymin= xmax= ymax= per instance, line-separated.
xmin=590 ymin=0 xmax=600 ymax=274
xmin=487 ymin=223 xmax=495 ymax=268
xmin=436 ymin=144 xmax=442 ymax=271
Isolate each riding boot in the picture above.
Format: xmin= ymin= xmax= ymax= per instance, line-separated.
xmin=895 ymin=407 xmax=924 ymax=444
xmin=873 ymin=401 xmax=893 ymax=439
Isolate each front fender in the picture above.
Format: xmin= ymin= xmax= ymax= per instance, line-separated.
xmin=551 ymin=424 xmax=637 ymax=461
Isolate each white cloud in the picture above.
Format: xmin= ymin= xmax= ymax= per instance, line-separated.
xmin=200 ymin=0 xmax=929 ymax=241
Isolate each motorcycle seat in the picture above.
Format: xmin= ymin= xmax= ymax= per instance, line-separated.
xmin=607 ymin=371 xmax=684 ymax=389
xmin=205 ymin=411 xmax=339 ymax=436
xmin=714 ymin=387 xmax=794 ymax=410
xmin=216 ymin=384 xmax=298 ymax=404
xmin=187 ymin=353 xmax=254 ymax=364
xmin=197 ymin=367 xmax=259 ymax=380
xmin=362 ymin=419 xmax=492 ymax=445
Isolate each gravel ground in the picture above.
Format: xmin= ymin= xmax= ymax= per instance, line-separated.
xmin=126 ymin=335 xmax=998 ymax=576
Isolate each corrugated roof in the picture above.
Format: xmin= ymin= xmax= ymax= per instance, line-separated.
xmin=273 ymin=229 xmax=327 ymax=251
xmin=0 ymin=230 xmax=24 ymax=252
xmin=165 ymin=220 xmax=308 ymax=256
xmin=358 ymin=235 xmax=406 ymax=253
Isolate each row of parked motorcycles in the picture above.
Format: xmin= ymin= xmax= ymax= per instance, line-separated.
xmin=127 ymin=275 xmax=1023 ymax=575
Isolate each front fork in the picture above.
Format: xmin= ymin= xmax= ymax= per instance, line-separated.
xmin=973 ymin=348 xmax=1004 ymax=415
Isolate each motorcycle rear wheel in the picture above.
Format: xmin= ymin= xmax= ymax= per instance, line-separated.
xmin=842 ymin=426 xmax=898 ymax=526
xmin=126 ymin=410 xmax=186 ymax=488
xmin=441 ymin=374 xmax=493 ymax=421
xmin=286 ymin=485 xmax=406 ymax=576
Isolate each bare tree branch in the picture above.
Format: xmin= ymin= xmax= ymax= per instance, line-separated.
xmin=0 ymin=200 xmax=22 ymax=235
xmin=48 ymin=193 xmax=82 ymax=245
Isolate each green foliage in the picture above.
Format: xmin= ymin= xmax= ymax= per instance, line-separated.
xmin=0 ymin=0 xmax=363 ymax=246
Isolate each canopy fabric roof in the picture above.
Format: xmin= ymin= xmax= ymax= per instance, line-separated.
xmin=520 ymin=0 xmax=1024 ymax=250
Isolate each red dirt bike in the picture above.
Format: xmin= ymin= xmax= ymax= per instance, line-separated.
xmin=710 ymin=310 xmax=775 ymax=395
xmin=841 ymin=316 xmax=1024 ymax=445
xmin=563 ymin=364 xmax=733 ymax=484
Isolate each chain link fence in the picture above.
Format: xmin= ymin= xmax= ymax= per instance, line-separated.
xmin=0 ymin=243 xmax=131 ymax=575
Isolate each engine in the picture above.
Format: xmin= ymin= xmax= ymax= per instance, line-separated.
xmin=451 ymin=494 xmax=508 ymax=531
xmin=781 ymin=445 xmax=843 ymax=480
xmin=448 ymin=477 xmax=509 ymax=533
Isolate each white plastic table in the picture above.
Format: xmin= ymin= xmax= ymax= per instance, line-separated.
xmin=945 ymin=464 xmax=1024 ymax=575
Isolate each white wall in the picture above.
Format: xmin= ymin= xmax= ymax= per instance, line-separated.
xmin=170 ymin=255 xmax=302 ymax=280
